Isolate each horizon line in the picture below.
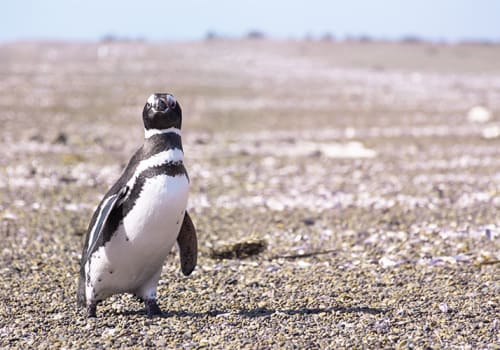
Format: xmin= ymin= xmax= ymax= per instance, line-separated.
xmin=2 ymin=32 xmax=500 ymax=46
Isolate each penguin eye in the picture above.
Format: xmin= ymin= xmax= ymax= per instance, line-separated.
xmin=166 ymin=95 xmax=177 ymax=109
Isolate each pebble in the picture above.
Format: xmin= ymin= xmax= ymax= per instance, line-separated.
xmin=438 ymin=303 xmax=449 ymax=313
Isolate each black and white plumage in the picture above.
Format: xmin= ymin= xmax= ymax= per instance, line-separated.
xmin=77 ymin=93 xmax=197 ymax=317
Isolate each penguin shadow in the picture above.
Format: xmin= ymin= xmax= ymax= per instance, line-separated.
xmin=116 ymin=305 xmax=385 ymax=318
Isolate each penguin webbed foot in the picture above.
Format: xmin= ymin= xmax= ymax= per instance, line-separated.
xmin=144 ymin=299 xmax=162 ymax=317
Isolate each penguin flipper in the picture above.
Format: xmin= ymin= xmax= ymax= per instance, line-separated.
xmin=85 ymin=186 xmax=128 ymax=261
xmin=177 ymin=211 xmax=198 ymax=276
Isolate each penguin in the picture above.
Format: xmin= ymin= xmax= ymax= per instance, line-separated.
xmin=77 ymin=93 xmax=197 ymax=318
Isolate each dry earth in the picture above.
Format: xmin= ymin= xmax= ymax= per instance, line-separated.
xmin=0 ymin=39 xmax=499 ymax=348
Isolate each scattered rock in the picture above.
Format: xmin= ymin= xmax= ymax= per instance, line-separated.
xmin=53 ymin=132 xmax=68 ymax=144
xmin=29 ymin=133 xmax=44 ymax=143
xmin=303 ymin=218 xmax=315 ymax=226
xmin=59 ymin=175 xmax=78 ymax=183
xmin=438 ymin=302 xmax=449 ymax=313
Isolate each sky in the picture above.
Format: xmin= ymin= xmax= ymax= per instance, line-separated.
xmin=1 ymin=0 xmax=500 ymax=43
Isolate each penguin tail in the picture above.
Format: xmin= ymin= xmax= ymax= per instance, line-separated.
xmin=76 ymin=273 xmax=86 ymax=307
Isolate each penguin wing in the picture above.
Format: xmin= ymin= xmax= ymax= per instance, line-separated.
xmin=177 ymin=211 xmax=198 ymax=276
xmin=85 ymin=186 xmax=129 ymax=261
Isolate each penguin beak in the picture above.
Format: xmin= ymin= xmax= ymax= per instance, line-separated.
xmin=154 ymin=95 xmax=177 ymax=113
xmin=155 ymin=98 xmax=168 ymax=112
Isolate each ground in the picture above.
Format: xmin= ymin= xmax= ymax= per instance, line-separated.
xmin=0 ymin=39 xmax=499 ymax=348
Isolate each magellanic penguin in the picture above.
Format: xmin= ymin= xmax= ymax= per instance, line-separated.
xmin=77 ymin=93 xmax=197 ymax=318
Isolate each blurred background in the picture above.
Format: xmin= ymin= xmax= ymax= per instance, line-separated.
xmin=2 ymin=0 xmax=500 ymax=42
xmin=0 ymin=1 xmax=499 ymax=348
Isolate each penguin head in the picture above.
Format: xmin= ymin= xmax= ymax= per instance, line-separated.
xmin=142 ymin=93 xmax=182 ymax=130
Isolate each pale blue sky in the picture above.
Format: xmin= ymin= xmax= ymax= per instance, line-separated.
xmin=1 ymin=0 xmax=499 ymax=42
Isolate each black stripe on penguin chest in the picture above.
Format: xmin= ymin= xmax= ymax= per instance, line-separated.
xmin=101 ymin=162 xmax=188 ymax=245
xmin=143 ymin=134 xmax=183 ymax=157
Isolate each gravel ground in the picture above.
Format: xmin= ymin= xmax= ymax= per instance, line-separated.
xmin=0 ymin=40 xmax=499 ymax=349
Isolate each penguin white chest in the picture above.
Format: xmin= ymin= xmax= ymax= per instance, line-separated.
xmin=123 ymin=173 xmax=189 ymax=244
xmin=88 ymin=173 xmax=189 ymax=297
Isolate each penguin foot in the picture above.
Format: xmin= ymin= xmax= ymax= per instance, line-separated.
xmin=144 ymin=299 xmax=162 ymax=317
xmin=87 ymin=302 xmax=97 ymax=318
